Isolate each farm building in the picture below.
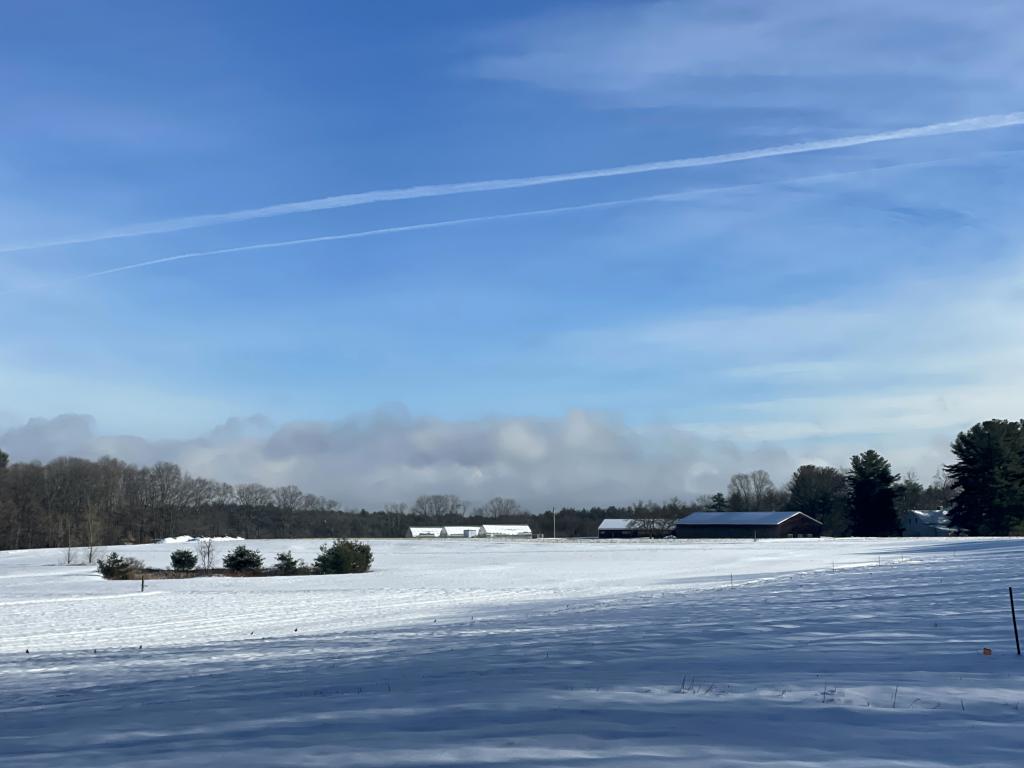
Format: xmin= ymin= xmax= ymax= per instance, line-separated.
xmin=441 ymin=525 xmax=479 ymax=538
xmin=674 ymin=511 xmax=822 ymax=539
xmin=598 ymin=519 xmax=640 ymax=539
xmin=407 ymin=527 xmax=444 ymax=538
xmin=478 ymin=524 xmax=533 ymax=538
xmin=598 ymin=519 xmax=674 ymax=539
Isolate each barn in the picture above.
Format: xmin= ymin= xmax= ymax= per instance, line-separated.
xmin=407 ymin=527 xmax=444 ymax=538
xmin=597 ymin=519 xmax=640 ymax=539
xmin=441 ymin=525 xmax=480 ymax=538
xmin=478 ymin=524 xmax=533 ymax=538
xmin=673 ymin=511 xmax=822 ymax=539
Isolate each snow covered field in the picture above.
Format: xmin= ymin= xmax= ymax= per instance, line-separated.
xmin=3 ymin=537 xmax=1023 ymax=766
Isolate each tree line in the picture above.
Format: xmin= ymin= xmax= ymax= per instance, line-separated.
xmin=0 ymin=419 xmax=1021 ymax=548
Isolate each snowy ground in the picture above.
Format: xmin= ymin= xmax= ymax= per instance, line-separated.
xmin=2 ymin=537 xmax=1023 ymax=766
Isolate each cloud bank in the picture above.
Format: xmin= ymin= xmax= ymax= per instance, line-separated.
xmin=0 ymin=410 xmax=821 ymax=511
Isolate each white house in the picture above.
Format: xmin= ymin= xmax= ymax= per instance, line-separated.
xmin=441 ymin=525 xmax=479 ymax=538
xmin=478 ymin=524 xmax=533 ymax=538
xmin=407 ymin=527 xmax=444 ymax=538
xmin=900 ymin=509 xmax=952 ymax=536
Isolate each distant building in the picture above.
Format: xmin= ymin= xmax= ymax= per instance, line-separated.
xmin=598 ymin=518 xmax=674 ymax=539
xmin=899 ymin=509 xmax=951 ymax=537
xmin=478 ymin=524 xmax=533 ymax=538
xmin=407 ymin=527 xmax=444 ymax=538
xmin=598 ymin=519 xmax=640 ymax=539
xmin=674 ymin=511 xmax=822 ymax=539
xmin=441 ymin=525 xmax=480 ymax=538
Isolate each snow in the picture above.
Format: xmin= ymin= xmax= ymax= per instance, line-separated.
xmin=159 ymin=535 xmax=245 ymax=544
xmin=2 ymin=536 xmax=1023 ymax=766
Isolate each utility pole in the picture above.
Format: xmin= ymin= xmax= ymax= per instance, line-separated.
xmin=551 ymin=508 xmax=557 ymax=539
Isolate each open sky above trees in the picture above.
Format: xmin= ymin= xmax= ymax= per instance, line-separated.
xmin=2 ymin=2 xmax=1024 ymax=508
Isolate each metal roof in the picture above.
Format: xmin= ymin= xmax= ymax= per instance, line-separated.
xmin=441 ymin=526 xmax=479 ymax=534
xmin=598 ymin=518 xmax=638 ymax=531
xmin=478 ymin=525 xmax=533 ymax=534
xmin=675 ymin=511 xmax=821 ymax=526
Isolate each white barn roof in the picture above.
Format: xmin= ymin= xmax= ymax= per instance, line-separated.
xmin=676 ymin=511 xmax=821 ymax=526
xmin=479 ymin=524 xmax=533 ymax=536
xmin=408 ymin=527 xmax=444 ymax=537
xmin=441 ymin=525 xmax=479 ymax=536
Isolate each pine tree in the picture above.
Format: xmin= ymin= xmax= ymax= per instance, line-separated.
xmin=946 ymin=420 xmax=1024 ymax=535
xmin=847 ymin=450 xmax=902 ymax=536
xmin=788 ymin=465 xmax=849 ymax=535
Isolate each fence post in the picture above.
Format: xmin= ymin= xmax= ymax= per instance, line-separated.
xmin=1011 ymin=587 xmax=1021 ymax=656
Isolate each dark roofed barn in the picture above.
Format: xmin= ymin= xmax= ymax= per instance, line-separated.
xmin=674 ymin=511 xmax=822 ymax=539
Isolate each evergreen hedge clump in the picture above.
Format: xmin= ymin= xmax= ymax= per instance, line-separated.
xmin=274 ymin=550 xmax=302 ymax=575
xmin=222 ymin=545 xmax=264 ymax=572
xmin=97 ymin=552 xmax=144 ymax=580
xmin=314 ymin=539 xmax=373 ymax=574
xmin=169 ymin=549 xmax=198 ymax=571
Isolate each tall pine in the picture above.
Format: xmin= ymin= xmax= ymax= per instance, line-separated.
xmin=946 ymin=420 xmax=1024 ymax=535
xmin=788 ymin=465 xmax=849 ymax=536
xmin=847 ymin=450 xmax=902 ymax=536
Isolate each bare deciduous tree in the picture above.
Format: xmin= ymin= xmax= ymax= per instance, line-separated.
xmin=629 ymin=499 xmax=678 ymax=535
xmin=411 ymin=494 xmax=464 ymax=518
xmin=475 ymin=497 xmax=523 ymax=518
xmin=728 ymin=470 xmax=783 ymax=510
xmin=195 ymin=538 xmax=217 ymax=572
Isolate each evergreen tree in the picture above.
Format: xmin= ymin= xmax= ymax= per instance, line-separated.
xmin=787 ymin=465 xmax=849 ymax=535
xmin=169 ymin=549 xmax=198 ymax=571
xmin=847 ymin=450 xmax=902 ymax=536
xmin=946 ymin=420 xmax=1024 ymax=535
xmin=895 ymin=472 xmax=926 ymax=516
xmin=314 ymin=539 xmax=373 ymax=574
xmin=274 ymin=550 xmax=302 ymax=575
xmin=222 ymin=545 xmax=264 ymax=571
xmin=709 ymin=492 xmax=728 ymax=511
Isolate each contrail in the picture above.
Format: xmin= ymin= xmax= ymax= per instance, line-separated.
xmin=3 ymin=111 xmax=1023 ymax=254
xmin=74 ymin=191 xmax=721 ymax=280
xmin=21 ymin=154 xmax=978 ymax=287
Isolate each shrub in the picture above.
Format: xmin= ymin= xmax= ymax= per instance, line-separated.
xmin=222 ymin=545 xmax=264 ymax=572
xmin=314 ymin=539 xmax=373 ymax=574
xmin=97 ymin=552 xmax=144 ymax=580
xmin=274 ymin=550 xmax=302 ymax=575
xmin=169 ymin=549 xmax=198 ymax=571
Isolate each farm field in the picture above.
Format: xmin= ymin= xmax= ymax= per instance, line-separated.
xmin=3 ymin=537 xmax=1023 ymax=766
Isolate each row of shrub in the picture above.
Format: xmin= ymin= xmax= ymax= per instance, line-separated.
xmin=98 ymin=539 xmax=373 ymax=580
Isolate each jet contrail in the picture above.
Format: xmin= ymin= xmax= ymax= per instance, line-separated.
xmin=33 ymin=154 xmax=978 ymax=286
xmin=74 ymin=190 xmax=724 ymax=280
xmin=3 ymin=111 xmax=1023 ymax=254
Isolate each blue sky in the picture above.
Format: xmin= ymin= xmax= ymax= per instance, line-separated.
xmin=2 ymin=1 xmax=1023 ymax=507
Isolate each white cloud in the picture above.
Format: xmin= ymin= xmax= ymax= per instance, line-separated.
xmin=474 ymin=1 xmax=1024 ymax=115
